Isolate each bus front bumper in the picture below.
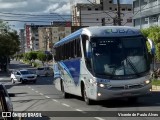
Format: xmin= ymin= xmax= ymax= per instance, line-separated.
xmin=95 ymin=84 xmax=152 ymax=101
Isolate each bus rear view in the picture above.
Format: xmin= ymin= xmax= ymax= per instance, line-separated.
xmin=53 ymin=26 xmax=155 ymax=105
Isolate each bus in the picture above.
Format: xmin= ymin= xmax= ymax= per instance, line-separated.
xmin=53 ymin=26 xmax=155 ymax=105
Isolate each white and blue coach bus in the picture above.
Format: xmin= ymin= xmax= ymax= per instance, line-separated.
xmin=53 ymin=26 xmax=155 ymax=105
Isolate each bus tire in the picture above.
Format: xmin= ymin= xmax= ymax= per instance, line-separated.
xmin=83 ymin=84 xmax=93 ymax=105
xmin=61 ymin=80 xmax=70 ymax=98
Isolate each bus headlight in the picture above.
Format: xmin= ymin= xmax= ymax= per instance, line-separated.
xmin=99 ymin=83 xmax=105 ymax=88
xmin=144 ymin=80 xmax=150 ymax=84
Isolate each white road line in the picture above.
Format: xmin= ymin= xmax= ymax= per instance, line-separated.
xmin=52 ymin=99 xmax=58 ymax=102
xmin=45 ymin=96 xmax=50 ymax=98
xmin=35 ymin=91 xmax=39 ymax=93
xmin=75 ymin=109 xmax=86 ymax=114
xmin=94 ymin=117 xmax=105 ymax=120
xmin=31 ymin=89 xmax=34 ymax=91
xmin=62 ymin=103 xmax=70 ymax=107
xmin=39 ymin=93 xmax=44 ymax=95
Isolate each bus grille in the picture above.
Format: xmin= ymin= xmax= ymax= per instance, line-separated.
xmin=109 ymin=84 xmax=144 ymax=90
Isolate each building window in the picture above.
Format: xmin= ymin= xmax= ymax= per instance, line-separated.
xmin=122 ymin=8 xmax=125 ymax=11
xmin=95 ymin=8 xmax=98 ymax=10
xmin=115 ymin=8 xmax=117 ymax=11
xmin=96 ymin=18 xmax=99 ymax=21
xmin=110 ymin=7 xmax=112 ymax=10
xmin=128 ymin=8 xmax=131 ymax=11
xmin=88 ymin=8 xmax=91 ymax=10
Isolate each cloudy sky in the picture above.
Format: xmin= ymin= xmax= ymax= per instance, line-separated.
xmin=0 ymin=0 xmax=133 ymax=31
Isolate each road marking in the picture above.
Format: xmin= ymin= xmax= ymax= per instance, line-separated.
xmin=94 ymin=117 xmax=105 ymax=120
xmin=52 ymin=99 xmax=58 ymax=102
xmin=75 ymin=109 xmax=86 ymax=114
xmin=62 ymin=103 xmax=70 ymax=107
xmin=35 ymin=91 xmax=39 ymax=93
xmin=39 ymin=93 xmax=44 ymax=95
xmin=31 ymin=89 xmax=34 ymax=91
xmin=45 ymin=96 xmax=50 ymax=98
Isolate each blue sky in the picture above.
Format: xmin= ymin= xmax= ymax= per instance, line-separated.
xmin=0 ymin=0 xmax=133 ymax=31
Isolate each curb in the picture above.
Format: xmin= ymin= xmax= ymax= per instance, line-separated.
xmin=152 ymin=85 xmax=160 ymax=91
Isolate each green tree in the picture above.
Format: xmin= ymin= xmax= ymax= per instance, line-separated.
xmin=141 ymin=26 xmax=160 ymax=61
xmin=0 ymin=21 xmax=20 ymax=56
xmin=37 ymin=51 xmax=46 ymax=65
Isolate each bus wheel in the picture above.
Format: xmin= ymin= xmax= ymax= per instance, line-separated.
xmin=61 ymin=82 xmax=70 ymax=98
xmin=83 ymin=85 xmax=92 ymax=105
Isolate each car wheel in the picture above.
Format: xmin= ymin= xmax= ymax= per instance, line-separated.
xmin=11 ymin=78 xmax=15 ymax=84
xmin=45 ymin=73 xmax=49 ymax=77
xmin=33 ymin=80 xmax=36 ymax=83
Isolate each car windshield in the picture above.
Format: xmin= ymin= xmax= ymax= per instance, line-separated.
xmin=91 ymin=36 xmax=150 ymax=76
xmin=20 ymin=71 xmax=31 ymax=75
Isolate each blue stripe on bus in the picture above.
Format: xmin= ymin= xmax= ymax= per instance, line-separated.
xmin=60 ymin=59 xmax=81 ymax=85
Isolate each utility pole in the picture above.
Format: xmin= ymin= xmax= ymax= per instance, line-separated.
xmin=117 ymin=0 xmax=121 ymax=26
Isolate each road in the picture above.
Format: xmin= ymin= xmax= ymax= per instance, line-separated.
xmin=1 ymin=60 xmax=160 ymax=120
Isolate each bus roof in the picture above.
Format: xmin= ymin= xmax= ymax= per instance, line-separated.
xmin=54 ymin=26 xmax=142 ymax=47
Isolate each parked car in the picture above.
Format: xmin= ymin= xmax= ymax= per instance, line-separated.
xmin=0 ymin=83 xmax=13 ymax=112
xmin=10 ymin=69 xmax=37 ymax=84
xmin=36 ymin=67 xmax=53 ymax=77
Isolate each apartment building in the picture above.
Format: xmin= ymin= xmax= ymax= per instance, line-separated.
xmin=72 ymin=0 xmax=132 ymax=26
xmin=38 ymin=27 xmax=71 ymax=52
xmin=133 ymin=0 xmax=160 ymax=29
xmin=19 ymin=29 xmax=25 ymax=53
xmin=24 ymin=24 xmax=50 ymax=52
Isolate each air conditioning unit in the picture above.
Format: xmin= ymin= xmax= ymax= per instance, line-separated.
xmin=152 ymin=17 xmax=157 ymax=21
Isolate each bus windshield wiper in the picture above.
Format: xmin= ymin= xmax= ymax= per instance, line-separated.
xmin=126 ymin=57 xmax=139 ymax=76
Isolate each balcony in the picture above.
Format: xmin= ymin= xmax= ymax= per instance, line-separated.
xmin=133 ymin=1 xmax=160 ymax=19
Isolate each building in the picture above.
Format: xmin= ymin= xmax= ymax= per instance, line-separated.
xmin=19 ymin=29 xmax=25 ymax=53
xmin=38 ymin=27 xmax=71 ymax=52
xmin=72 ymin=0 xmax=132 ymax=26
xmin=24 ymin=24 xmax=51 ymax=52
xmin=133 ymin=0 xmax=160 ymax=29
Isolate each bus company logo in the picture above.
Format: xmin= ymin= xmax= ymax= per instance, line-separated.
xmin=105 ymin=29 xmax=137 ymax=34
xmin=2 ymin=112 xmax=11 ymax=117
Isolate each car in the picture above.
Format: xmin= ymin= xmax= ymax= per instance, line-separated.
xmin=10 ymin=69 xmax=37 ymax=84
xmin=0 ymin=83 xmax=13 ymax=112
xmin=36 ymin=67 xmax=53 ymax=77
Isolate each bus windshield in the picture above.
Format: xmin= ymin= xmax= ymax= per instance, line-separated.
xmin=91 ymin=36 xmax=149 ymax=77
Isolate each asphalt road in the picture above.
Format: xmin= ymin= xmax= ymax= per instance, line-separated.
xmin=1 ymin=60 xmax=160 ymax=120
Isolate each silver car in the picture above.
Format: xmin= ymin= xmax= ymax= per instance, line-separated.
xmin=10 ymin=69 xmax=37 ymax=84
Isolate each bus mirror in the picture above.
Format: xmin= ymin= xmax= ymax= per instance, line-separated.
xmin=86 ymin=40 xmax=91 ymax=58
xmin=147 ymin=38 xmax=155 ymax=55
xmin=52 ymin=48 xmax=56 ymax=55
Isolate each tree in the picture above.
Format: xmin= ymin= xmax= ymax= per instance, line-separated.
xmin=141 ymin=26 xmax=160 ymax=61
xmin=0 ymin=21 xmax=20 ymax=56
xmin=37 ymin=51 xmax=46 ymax=65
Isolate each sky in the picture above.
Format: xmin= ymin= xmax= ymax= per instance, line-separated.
xmin=0 ymin=0 xmax=133 ymax=31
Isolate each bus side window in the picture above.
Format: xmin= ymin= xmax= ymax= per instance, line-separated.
xmin=77 ymin=38 xmax=82 ymax=57
xmin=74 ymin=39 xmax=77 ymax=58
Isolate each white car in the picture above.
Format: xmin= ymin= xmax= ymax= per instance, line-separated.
xmin=36 ymin=67 xmax=53 ymax=77
xmin=0 ymin=84 xmax=13 ymax=112
xmin=10 ymin=69 xmax=37 ymax=84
